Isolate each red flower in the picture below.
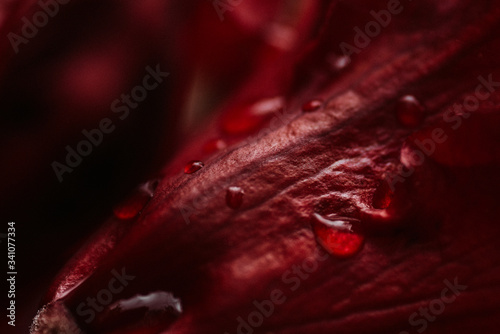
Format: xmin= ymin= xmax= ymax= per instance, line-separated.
xmin=20 ymin=0 xmax=500 ymax=333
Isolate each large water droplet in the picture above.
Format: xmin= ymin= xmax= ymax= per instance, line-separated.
xmin=301 ymin=99 xmax=323 ymax=112
xmin=221 ymin=96 xmax=285 ymax=135
xmin=113 ymin=180 xmax=158 ymax=220
xmin=396 ymin=95 xmax=426 ymax=127
xmin=184 ymin=160 xmax=204 ymax=174
xmin=110 ymin=291 xmax=182 ymax=315
xmin=312 ymin=213 xmax=364 ymax=258
xmin=105 ymin=291 xmax=182 ymax=330
xmin=226 ymin=186 xmax=244 ymax=209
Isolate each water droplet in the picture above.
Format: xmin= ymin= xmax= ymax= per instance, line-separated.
xmin=226 ymin=186 xmax=244 ymax=209
xmin=203 ymin=138 xmax=227 ymax=154
xmin=372 ymin=181 xmax=394 ymax=209
xmin=251 ymin=96 xmax=285 ymax=116
xmin=328 ymin=54 xmax=351 ymax=72
xmin=312 ymin=213 xmax=364 ymax=258
xmin=140 ymin=179 xmax=159 ymax=196
xmin=113 ymin=180 xmax=158 ymax=220
xmin=400 ymin=142 xmax=426 ymax=169
xmin=221 ymin=96 xmax=284 ymax=135
xmin=110 ymin=291 xmax=182 ymax=315
xmin=105 ymin=291 xmax=182 ymax=330
xmin=184 ymin=160 xmax=204 ymax=174
xmin=301 ymin=99 xmax=323 ymax=112
xmin=396 ymin=95 xmax=426 ymax=127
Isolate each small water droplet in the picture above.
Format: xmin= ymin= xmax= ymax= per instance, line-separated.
xmin=312 ymin=213 xmax=364 ymax=258
xmin=184 ymin=161 xmax=204 ymax=174
xmin=203 ymin=138 xmax=227 ymax=154
xmin=113 ymin=180 xmax=158 ymax=220
xmin=372 ymin=181 xmax=394 ymax=209
xmin=328 ymin=54 xmax=351 ymax=72
xmin=400 ymin=142 xmax=426 ymax=169
xmin=251 ymin=96 xmax=285 ymax=116
xmin=301 ymin=99 xmax=323 ymax=112
xmin=396 ymin=95 xmax=426 ymax=127
xmin=140 ymin=179 xmax=159 ymax=196
xmin=226 ymin=186 xmax=244 ymax=209
xmin=221 ymin=97 xmax=284 ymax=135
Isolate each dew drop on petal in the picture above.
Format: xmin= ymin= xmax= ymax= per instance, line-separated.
xmin=140 ymin=179 xmax=159 ymax=197
xmin=113 ymin=180 xmax=158 ymax=220
xmin=328 ymin=54 xmax=351 ymax=72
xmin=110 ymin=291 xmax=182 ymax=315
xmin=396 ymin=95 xmax=426 ymax=127
xmin=203 ymin=138 xmax=227 ymax=154
xmin=107 ymin=291 xmax=182 ymax=329
xmin=400 ymin=141 xmax=427 ymax=169
xmin=301 ymin=99 xmax=323 ymax=112
xmin=184 ymin=161 xmax=204 ymax=174
xmin=251 ymin=96 xmax=285 ymax=116
xmin=226 ymin=186 xmax=244 ymax=209
xmin=312 ymin=213 xmax=364 ymax=258
xmin=221 ymin=96 xmax=284 ymax=135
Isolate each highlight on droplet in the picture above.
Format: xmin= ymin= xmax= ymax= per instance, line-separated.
xmin=184 ymin=160 xmax=204 ymax=174
xmin=311 ymin=213 xmax=364 ymax=258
